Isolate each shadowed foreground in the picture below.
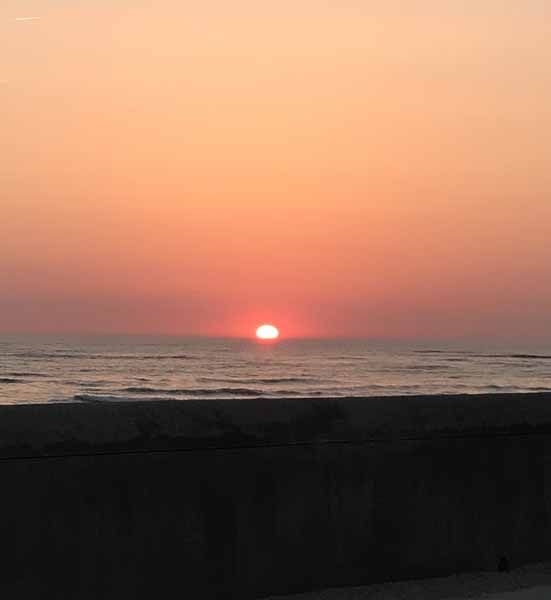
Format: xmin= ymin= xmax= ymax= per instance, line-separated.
xmin=2 ymin=393 xmax=551 ymax=598
xmin=264 ymin=562 xmax=551 ymax=599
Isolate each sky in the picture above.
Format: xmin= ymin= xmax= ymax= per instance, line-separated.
xmin=1 ymin=1 xmax=551 ymax=339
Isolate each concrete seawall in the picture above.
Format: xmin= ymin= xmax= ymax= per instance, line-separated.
xmin=2 ymin=393 xmax=551 ymax=598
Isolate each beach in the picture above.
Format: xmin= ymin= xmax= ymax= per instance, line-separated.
xmin=2 ymin=393 xmax=551 ymax=598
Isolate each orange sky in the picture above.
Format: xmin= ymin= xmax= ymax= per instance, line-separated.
xmin=2 ymin=1 xmax=551 ymax=338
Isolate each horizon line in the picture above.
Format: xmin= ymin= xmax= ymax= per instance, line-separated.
xmin=1 ymin=331 xmax=550 ymax=344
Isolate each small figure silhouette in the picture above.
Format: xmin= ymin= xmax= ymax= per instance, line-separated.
xmin=498 ymin=556 xmax=510 ymax=572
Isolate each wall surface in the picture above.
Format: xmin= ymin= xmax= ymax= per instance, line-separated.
xmin=2 ymin=394 xmax=551 ymax=599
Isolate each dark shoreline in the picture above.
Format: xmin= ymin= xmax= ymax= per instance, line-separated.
xmin=2 ymin=392 xmax=551 ymax=459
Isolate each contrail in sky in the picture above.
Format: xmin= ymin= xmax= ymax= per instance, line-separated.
xmin=14 ymin=16 xmax=41 ymax=22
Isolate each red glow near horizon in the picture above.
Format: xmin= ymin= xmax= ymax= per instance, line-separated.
xmin=1 ymin=2 xmax=551 ymax=340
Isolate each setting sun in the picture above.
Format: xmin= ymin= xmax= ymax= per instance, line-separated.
xmin=256 ymin=324 xmax=280 ymax=340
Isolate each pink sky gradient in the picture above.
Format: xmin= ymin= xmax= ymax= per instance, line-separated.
xmin=2 ymin=1 xmax=551 ymax=338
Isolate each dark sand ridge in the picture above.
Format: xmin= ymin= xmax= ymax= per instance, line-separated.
xmin=2 ymin=392 xmax=551 ymax=458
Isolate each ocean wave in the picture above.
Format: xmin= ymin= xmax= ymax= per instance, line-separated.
xmin=330 ymin=356 xmax=368 ymax=361
xmin=75 ymin=395 xmax=136 ymax=403
xmin=119 ymin=386 xmax=264 ymax=397
xmin=509 ymin=354 xmax=551 ymax=360
xmin=6 ymin=372 xmax=51 ymax=378
xmin=197 ymin=376 xmax=321 ymax=385
xmin=70 ymin=385 xmax=551 ymax=403
xmin=474 ymin=354 xmax=551 ymax=361
xmin=75 ymin=387 xmax=308 ymax=402
xmin=10 ymin=353 xmax=198 ymax=360
xmin=76 ymin=380 xmax=111 ymax=387
xmin=399 ymin=365 xmax=450 ymax=371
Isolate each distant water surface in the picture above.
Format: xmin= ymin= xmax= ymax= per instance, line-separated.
xmin=0 ymin=335 xmax=550 ymax=405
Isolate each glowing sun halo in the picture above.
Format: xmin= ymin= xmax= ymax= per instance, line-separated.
xmin=256 ymin=324 xmax=280 ymax=340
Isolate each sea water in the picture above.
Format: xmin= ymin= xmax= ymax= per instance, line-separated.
xmin=0 ymin=335 xmax=550 ymax=405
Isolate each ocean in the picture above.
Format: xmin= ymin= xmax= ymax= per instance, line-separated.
xmin=0 ymin=335 xmax=550 ymax=405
